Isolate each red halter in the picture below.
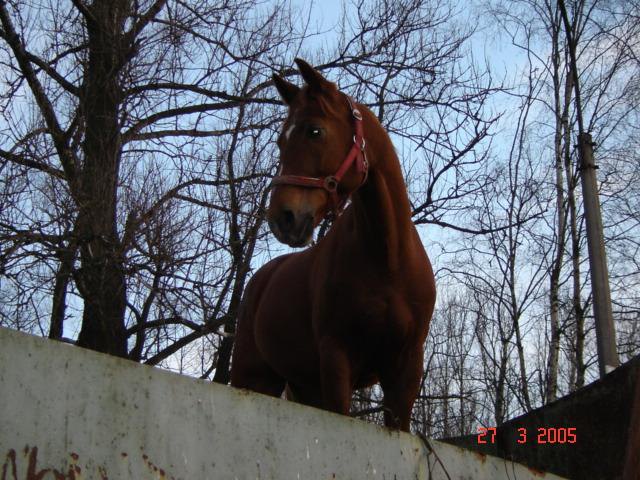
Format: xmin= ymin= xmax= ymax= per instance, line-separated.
xmin=270 ymin=95 xmax=369 ymax=218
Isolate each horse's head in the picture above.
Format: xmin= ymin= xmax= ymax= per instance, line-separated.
xmin=267 ymin=59 xmax=368 ymax=247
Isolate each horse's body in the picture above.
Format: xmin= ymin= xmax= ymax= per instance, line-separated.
xmin=230 ymin=60 xmax=435 ymax=431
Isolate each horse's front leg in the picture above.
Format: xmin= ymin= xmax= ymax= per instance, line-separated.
xmin=380 ymin=346 xmax=424 ymax=432
xmin=318 ymin=336 xmax=353 ymax=415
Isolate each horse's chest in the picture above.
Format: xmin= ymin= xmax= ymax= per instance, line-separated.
xmin=253 ymin=254 xmax=424 ymax=381
xmin=315 ymin=281 xmax=412 ymax=343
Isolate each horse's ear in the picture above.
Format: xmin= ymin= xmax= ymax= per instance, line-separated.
xmin=272 ymin=74 xmax=300 ymax=105
xmin=295 ymin=58 xmax=333 ymax=92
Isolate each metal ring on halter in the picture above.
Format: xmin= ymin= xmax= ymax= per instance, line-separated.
xmin=352 ymin=108 xmax=363 ymax=120
xmin=323 ymin=176 xmax=339 ymax=192
xmin=353 ymin=135 xmax=366 ymax=150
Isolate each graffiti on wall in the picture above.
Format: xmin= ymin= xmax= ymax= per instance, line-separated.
xmin=2 ymin=446 xmax=175 ymax=480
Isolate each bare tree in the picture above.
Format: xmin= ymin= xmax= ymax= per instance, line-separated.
xmin=487 ymin=0 xmax=640 ymax=402
xmin=0 ymin=0 xmax=299 ymax=360
xmin=0 ymin=0 xmax=499 ymax=383
xmin=414 ymin=290 xmax=482 ymax=437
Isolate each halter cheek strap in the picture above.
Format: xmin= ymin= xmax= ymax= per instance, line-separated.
xmin=270 ymin=94 xmax=369 ymax=218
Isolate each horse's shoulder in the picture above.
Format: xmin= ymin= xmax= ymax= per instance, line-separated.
xmin=249 ymin=253 xmax=294 ymax=286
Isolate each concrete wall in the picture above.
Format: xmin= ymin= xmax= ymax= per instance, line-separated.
xmin=0 ymin=327 xmax=565 ymax=479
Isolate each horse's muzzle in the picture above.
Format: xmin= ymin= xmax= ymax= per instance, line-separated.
xmin=268 ymin=209 xmax=315 ymax=247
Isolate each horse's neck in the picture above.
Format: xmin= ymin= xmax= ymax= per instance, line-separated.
xmin=350 ymin=145 xmax=414 ymax=272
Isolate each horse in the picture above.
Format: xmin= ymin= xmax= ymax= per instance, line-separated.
xmin=230 ymin=59 xmax=436 ymax=431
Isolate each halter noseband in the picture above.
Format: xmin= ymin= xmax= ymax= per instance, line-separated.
xmin=270 ymin=95 xmax=369 ymax=218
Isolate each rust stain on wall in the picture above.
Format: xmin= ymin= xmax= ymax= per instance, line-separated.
xmin=2 ymin=446 xmax=178 ymax=480
xmin=473 ymin=451 xmax=487 ymax=464
xmin=141 ymin=452 xmax=175 ymax=480
xmin=527 ymin=466 xmax=548 ymax=478
xmin=97 ymin=466 xmax=108 ymax=480
xmin=2 ymin=446 xmax=79 ymax=480
xmin=1 ymin=449 xmax=17 ymax=480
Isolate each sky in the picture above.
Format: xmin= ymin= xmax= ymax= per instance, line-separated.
xmin=261 ymin=0 xmax=530 ymax=263
xmin=298 ymin=0 xmax=343 ymax=32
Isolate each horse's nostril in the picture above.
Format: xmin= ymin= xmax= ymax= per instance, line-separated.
xmin=302 ymin=214 xmax=313 ymax=232
xmin=280 ymin=209 xmax=295 ymax=231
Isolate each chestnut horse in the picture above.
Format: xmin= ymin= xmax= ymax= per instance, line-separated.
xmin=230 ymin=59 xmax=436 ymax=431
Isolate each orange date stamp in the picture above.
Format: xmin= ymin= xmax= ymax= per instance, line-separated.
xmin=477 ymin=427 xmax=577 ymax=444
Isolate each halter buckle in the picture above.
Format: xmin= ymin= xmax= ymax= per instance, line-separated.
xmin=323 ymin=176 xmax=339 ymax=192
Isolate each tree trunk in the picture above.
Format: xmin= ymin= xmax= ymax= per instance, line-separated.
xmin=546 ymin=24 xmax=570 ymax=403
xmin=546 ymin=115 xmax=566 ymax=402
xmin=564 ymin=98 xmax=586 ymax=390
xmin=495 ymin=339 xmax=509 ymax=426
xmin=75 ymin=0 xmax=130 ymax=357
xmin=513 ymin=316 xmax=532 ymax=411
xmin=49 ymin=245 xmax=77 ymax=340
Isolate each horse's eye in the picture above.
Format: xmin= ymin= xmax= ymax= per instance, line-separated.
xmin=306 ymin=126 xmax=323 ymax=138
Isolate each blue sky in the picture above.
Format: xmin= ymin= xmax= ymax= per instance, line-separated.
xmin=299 ymin=0 xmax=343 ymax=31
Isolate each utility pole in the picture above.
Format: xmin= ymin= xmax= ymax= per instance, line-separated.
xmin=578 ymin=133 xmax=619 ymax=377
xmin=558 ymin=0 xmax=619 ymax=378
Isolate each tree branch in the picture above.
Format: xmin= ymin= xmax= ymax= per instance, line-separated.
xmin=0 ymin=148 xmax=66 ymax=179
xmin=0 ymin=2 xmax=78 ymax=184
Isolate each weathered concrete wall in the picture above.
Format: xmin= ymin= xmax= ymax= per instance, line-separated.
xmin=0 ymin=327 xmax=565 ymax=479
